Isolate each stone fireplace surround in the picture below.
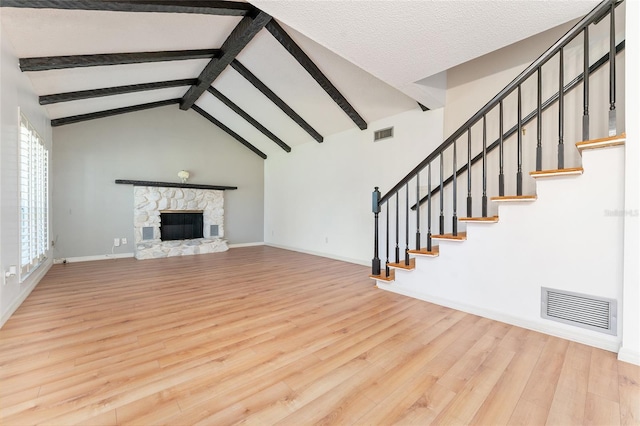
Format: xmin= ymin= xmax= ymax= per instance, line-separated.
xmin=133 ymin=185 xmax=228 ymax=260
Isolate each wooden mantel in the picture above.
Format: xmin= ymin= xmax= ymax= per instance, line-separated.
xmin=115 ymin=179 xmax=237 ymax=191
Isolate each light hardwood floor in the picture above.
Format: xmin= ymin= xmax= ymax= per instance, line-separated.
xmin=0 ymin=246 xmax=638 ymax=425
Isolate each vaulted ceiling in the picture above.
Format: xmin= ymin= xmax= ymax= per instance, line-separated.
xmin=0 ymin=0 xmax=599 ymax=159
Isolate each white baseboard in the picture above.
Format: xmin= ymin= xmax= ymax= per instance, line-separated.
xmin=618 ymin=347 xmax=640 ymax=366
xmin=1 ymin=258 xmax=53 ymax=329
xmin=54 ymin=245 xmax=266 ymax=262
xmin=376 ymin=281 xmax=621 ymax=354
xmin=53 ymin=253 xmax=135 ymax=264
xmin=265 ymin=242 xmax=369 ymax=267
xmin=228 ymin=242 xmax=265 ymax=248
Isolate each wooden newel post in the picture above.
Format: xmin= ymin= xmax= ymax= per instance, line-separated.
xmin=372 ymin=186 xmax=381 ymax=276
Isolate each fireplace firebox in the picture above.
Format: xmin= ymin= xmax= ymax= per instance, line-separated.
xmin=160 ymin=211 xmax=204 ymax=241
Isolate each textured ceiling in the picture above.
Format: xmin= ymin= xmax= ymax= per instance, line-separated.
xmin=250 ymin=0 xmax=600 ymax=106
xmin=0 ymin=0 xmax=600 ymax=158
xmin=0 ymin=5 xmax=419 ymax=157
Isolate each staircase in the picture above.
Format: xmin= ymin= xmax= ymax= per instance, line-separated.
xmin=369 ymin=0 xmax=626 ymax=352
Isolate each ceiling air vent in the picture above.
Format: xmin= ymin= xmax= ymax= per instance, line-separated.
xmin=374 ymin=127 xmax=394 ymax=142
xmin=541 ymin=287 xmax=617 ymax=335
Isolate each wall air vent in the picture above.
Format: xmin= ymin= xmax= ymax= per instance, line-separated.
xmin=541 ymin=287 xmax=617 ymax=335
xmin=142 ymin=227 xmax=154 ymax=241
xmin=374 ymin=127 xmax=394 ymax=142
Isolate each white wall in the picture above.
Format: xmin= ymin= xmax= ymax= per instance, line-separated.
xmin=379 ymin=145 xmax=626 ymax=352
xmin=619 ymin=0 xmax=639 ymax=365
xmin=0 ymin=24 xmax=53 ymax=326
xmin=264 ymin=107 xmax=444 ymax=265
xmin=51 ymin=105 xmax=265 ymax=260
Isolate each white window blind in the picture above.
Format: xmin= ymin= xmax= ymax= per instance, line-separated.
xmin=20 ymin=112 xmax=49 ymax=278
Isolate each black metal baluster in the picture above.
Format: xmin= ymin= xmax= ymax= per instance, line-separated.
xmin=405 ymin=183 xmax=410 ymax=265
xmin=467 ymin=129 xmax=472 ymax=216
xmin=499 ymin=100 xmax=505 ymax=196
xmin=427 ymin=162 xmax=432 ymax=251
xmin=517 ymin=85 xmax=523 ymax=195
xmin=608 ymin=3 xmax=616 ymax=136
xmin=385 ymin=201 xmax=389 ymax=277
xmin=439 ymin=153 xmax=444 ymax=235
xmin=482 ymin=116 xmax=488 ymax=217
xmin=416 ymin=172 xmax=421 ymax=250
xmin=583 ymin=27 xmax=590 ymax=141
xmin=395 ymin=192 xmax=399 ymax=264
xmin=372 ymin=187 xmax=381 ymax=276
xmin=537 ymin=68 xmax=543 ymax=171
xmin=558 ymin=48 xmax=565 ymax=169
xmin=452 ymin=140 xmax=458 ymax=235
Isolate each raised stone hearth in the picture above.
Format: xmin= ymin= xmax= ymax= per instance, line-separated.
xmin=135 ymin=238 xmax=228 ymax=260
xmin=133 ymin=186 xmax=228 ymax=259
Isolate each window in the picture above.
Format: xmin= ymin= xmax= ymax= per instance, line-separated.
xmin=19 ymin=112 xmax=49 ymax=278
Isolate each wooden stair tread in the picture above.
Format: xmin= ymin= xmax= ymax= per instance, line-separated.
xmin=432 ymin=232 xmax=467 ymax=241
xmin=387 ymin=258 xmax=416 ymax=270
xmin=490 ymin=195 xmax=537 ymax=202
xmin=369 ymin=268 xmax=395 ymax=282
xmin=408 ymin=245 xmax=440 ymax=256
xmin=459 ymin=216 xmax=499 ymax=223
xmin=530 ymin=167 xmax=584 ymax=178
xmin=576 ymin=133 xmax=625 ymax=151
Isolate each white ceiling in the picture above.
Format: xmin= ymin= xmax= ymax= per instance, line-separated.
xmin=251 ymin=0 xmax=600 ymax=107
xmin=0 ymin=0 xmax=600 ymax=158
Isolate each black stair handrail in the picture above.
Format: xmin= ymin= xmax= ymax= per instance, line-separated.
xmin=410 ymin=39 xmax=626 ymax=210
xmin=379 ymin=0 xmax=617 ymax=205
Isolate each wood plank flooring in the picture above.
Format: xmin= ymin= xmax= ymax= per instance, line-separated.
xmin=0 ymin=246 xmax=638 ymax=425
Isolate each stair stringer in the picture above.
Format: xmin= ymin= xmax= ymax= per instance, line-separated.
xmin=376 ymin=144 xmax=625 ymax=352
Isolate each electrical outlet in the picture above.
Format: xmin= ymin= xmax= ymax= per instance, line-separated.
xmin=114 ymin=238 xmax=120 ymax=247
xmin=4 ymin=266 xmax=17 ymax=283
xmin=121 ymin=238 xmax=127 ymax=245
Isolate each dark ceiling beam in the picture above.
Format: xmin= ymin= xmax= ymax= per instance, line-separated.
xmin=40 ymin=79 xmax=197 ymax=105
xmin=230 ymin=60 xmax=323 ymax=143
xmin=50 ymin=98 xmax=180 ymax=127
xmin=1 ymin=1 xmax=255 ymax=16
xmin=180 ymin=11 xmax=272 ymax=111
xmin=265 ymin=20 xmax=367 ymax=131
xmin=192 ymin=105 xmax=267 ymax=159
xmin=19 ymin=49 xmax=220 ymax=72
xmin=206 ymin=87 xmax=290 ymax=153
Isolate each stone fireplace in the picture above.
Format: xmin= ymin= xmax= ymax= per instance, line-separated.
xmin=133 ymin=186 xmax=228 ymax=259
